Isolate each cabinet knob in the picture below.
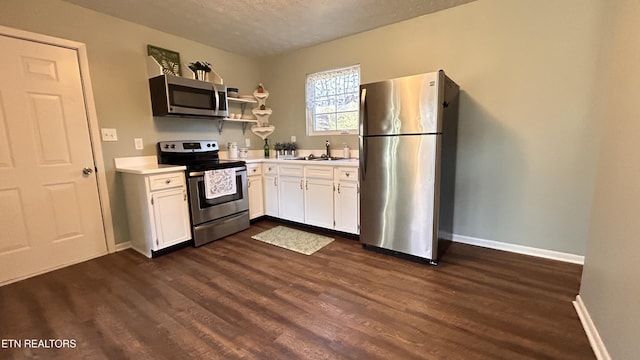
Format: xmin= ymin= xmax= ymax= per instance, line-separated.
xmin=165 ymin=179 xmax=171 ymax=184
xmin=252 ymin=168 xmax=257 ymax=173
xmin=346 ymin=172 xmax=350 ymax=177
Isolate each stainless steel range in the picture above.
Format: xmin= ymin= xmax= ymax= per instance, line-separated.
xmin=158 ymin=140 xmax=249 ymax=247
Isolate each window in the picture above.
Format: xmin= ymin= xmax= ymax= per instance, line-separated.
xmin=306 ymin=65 xmax=360 ymax=135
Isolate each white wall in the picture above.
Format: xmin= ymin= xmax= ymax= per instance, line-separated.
xmin=0 ymin=0 xmax=262 ymax=245
xmin=579 ymin=0 xmax=640 ymax=358
xmin=261 ymin=0 xmax=604 ymax=255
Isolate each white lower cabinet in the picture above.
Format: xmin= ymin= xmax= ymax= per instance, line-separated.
xmin=151 ymin=188 xmax=191 ymax=247
xmin=334 ymin=167 xmax=360 ymax=234
xmin=304 ymin=166 xmax=335 ymax=229
xmin=247 ymin=163 xmax=264 ymax=219
xmin=263 ymin=163 xmax=279 ymax=216
xmin=121 ymin=171 xmax=191 ymax=258
xmin=278 ymin=164 xmax=305 ymax=223
xmin=261 ymin=162 xmax=359 ymax=234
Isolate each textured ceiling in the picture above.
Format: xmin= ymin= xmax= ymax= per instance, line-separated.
xmin=61 ymin=0 xmax=476 ymax=57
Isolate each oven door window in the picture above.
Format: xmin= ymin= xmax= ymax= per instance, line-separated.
xmin=197 ymin=172 xmax=244 ymax=207
xmin=169 ymin=84 xmax=214 ymax=110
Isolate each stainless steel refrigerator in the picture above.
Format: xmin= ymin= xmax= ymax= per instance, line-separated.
xmin=359 ymin=70 xmax=459 ymax=264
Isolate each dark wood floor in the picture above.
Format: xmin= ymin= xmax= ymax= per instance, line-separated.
xmin=0 ymin=219 xmax=594 ymax=359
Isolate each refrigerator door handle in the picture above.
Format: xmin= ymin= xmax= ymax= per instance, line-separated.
xmin=359 ymin=88 xmax=367 ymax=136
xmin=360 ymin=136 xmax=366 ymax=180
xmin=359 ymin=88 xmax=367 ymax=179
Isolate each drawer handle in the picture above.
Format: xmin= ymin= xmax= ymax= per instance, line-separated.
xmin=345 ymin=172 xmax=350 ymax=177
xmin=165 ymin=179 xmax=172 ymax=184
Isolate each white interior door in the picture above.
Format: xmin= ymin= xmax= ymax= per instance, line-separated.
xmin=0 ymin=34 xmax=107 ymax=285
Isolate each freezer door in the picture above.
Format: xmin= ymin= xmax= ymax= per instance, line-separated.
xmin=359 ymin=134 xmax=441 ymax=260
xmin=359 ymin=72 xmax=442 ymax=136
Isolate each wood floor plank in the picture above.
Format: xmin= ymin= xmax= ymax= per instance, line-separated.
xmin=0 ymin=219 xmax=594 ymax=359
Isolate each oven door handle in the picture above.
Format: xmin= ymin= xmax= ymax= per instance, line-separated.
xmin=189 ymin=167 xmax=245 ymax=177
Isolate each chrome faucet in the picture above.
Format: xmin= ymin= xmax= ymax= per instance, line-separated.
xmin=325 ymin=140 xmax=330 ymax=157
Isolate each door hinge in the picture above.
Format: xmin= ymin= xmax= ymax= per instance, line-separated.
xmin=156 ymin=238 xmax=159 ymax=246
xmin=151 ymin=197 xmax=154 ymax=205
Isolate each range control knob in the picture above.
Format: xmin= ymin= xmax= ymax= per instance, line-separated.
xmin=170 ymin=144 xmax=176 ymax=149
xmin=207 ymin=143 xmax=211 ymax=147
xmin=164 ymin=144 xmax=170 ymax=149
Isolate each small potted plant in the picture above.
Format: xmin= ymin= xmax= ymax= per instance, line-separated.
xmin=274 ymin=142 xmax=284 ymax=158
xmin=284 ymin=142 xmax=298 ymax=156
xmin=188 ymin=61 xmax=212 ymax=81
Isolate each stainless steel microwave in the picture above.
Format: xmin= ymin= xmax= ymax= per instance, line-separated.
xmin=149 ymin=74 xmax=228 ymax=118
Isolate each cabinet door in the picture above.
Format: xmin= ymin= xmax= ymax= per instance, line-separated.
xmin=335 ymin=180 xmax=360 ymax=234
xmin=151 ymin=188 xmax=191 ymax=249
xmin=263 ymin=174 xmax=279 ymax=216
xmin=279 ymin=176 xmax=305 ymax=223
xmin=304 ymin=177 xmax=335 ymax=229
xmin=248 ymin=175 xmax=264 ymax=219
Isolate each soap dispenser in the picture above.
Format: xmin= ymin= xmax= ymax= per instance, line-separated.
xmin=343 ymin=143 xmax=350 ymax=159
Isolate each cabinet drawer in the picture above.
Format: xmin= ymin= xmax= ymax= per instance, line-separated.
xmin=278 ymin=164 xmax=303 ymax=177
xmin=305 ymin=166 xmax=333 ymax=179
xmin=148 ymin=172 xmax=184 ymax=191
xmin=247 ymin=163 xmax=262 ymax=176
xmin=264 ymin=163 xmax=278 ymax=175
xmin=336 ymin=167 xmax=358 ymax=181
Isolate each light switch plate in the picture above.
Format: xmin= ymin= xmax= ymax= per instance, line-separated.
xmin=101 ymin=128 xmax=118 ymax=141
xmin=134 ymin=138 xmax=144 ymax=150
xmin=245 ymin=138 xmax=251 ymax=147
xmin=291 ymin=136 xmax=296 ymax=142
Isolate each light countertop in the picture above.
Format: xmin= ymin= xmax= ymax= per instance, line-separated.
xmin=241 ymin=157 xmax=358 ymax=166
xmin=114 ymin=153 xmax=358 ymax=175
xmin=114 ymin=156 xmax=186 ymax=175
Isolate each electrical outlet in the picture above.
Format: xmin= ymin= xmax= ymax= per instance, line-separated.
xmin=101 ymin=128 xmax=118 ymax=141
xmin=291 ymin=136 xmax=296 ymax=142
xmin=134 ymin=138 xmax=144 ymax=150
xmin=245 ymin=138 xmax=251 ymax=147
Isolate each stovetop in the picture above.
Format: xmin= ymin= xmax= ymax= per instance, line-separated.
xmin=157 ymin=140 xmax=245 ymax=171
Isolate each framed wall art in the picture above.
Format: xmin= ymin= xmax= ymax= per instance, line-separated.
xmin=147 ymin=44 xmax=181 ymax=76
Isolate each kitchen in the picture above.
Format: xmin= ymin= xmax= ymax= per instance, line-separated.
xmin=0 ymin=0 xmax=637 ymax=359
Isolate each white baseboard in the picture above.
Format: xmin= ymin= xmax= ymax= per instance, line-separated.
xmin=573 ymin=295 xmax=611 ymax=360
xmin=114 ymin=241 xmax=131 ymax=252
xmin=439 ymin=232 xmax=584 ymax=264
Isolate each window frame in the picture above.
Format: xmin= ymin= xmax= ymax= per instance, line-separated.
xmin=305 ymin=64 xmax=360 ymax=136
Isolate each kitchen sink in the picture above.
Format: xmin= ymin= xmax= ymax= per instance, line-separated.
xmin=284 ymin=156 xmax=356 ymax=162
xmin=311 ymin=156 xmax=344 ymax=161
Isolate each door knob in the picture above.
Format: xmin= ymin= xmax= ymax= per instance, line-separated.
xmin=82 ymin=167 xmax=94 ymax=175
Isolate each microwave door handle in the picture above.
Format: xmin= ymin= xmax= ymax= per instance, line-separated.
xmin=213 ymin=85 xmax=220 ymax=112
